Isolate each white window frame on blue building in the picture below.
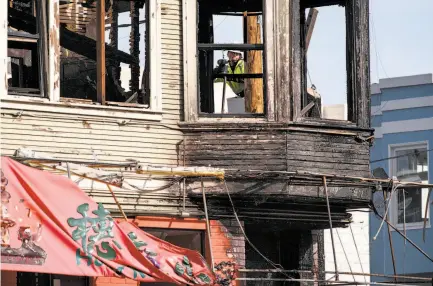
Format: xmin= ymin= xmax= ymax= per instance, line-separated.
xmin=388 ymin=141 xmax=431 ymax=231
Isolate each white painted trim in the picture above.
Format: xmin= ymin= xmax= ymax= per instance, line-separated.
xmin=264 ymin=0 xmax=277 ymax=121
xmin=149 ymin=0 xmax=162 ymax=112
xmin=0 ymin=0 xmax=7 ymax=97
xmin=371 ymin=95 xmax=433 ymax=116
xmin=182 ymin=0 xmax=198 ymax=121
xmin=371 ymin=74 xmax=433 ymax=95
xmin=48 ymin=0 xmax=60 ymax=102
xmin=388 ymin=141 xmax=431 ymax=230
xmin=1 ymin=98 xmax=163 ymax=121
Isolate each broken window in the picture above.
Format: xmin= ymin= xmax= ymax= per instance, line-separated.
xmin=7 ymin=0 xmax=47 ymax=97
xmin=197 ymin=0 xmax=265 ymax=116
xmin=60 ymin=0 xmax=149 ymax=106
xmin=7 ymin=0 xmax=149 ymax=106
xmin=300 ymin=1 xmax=350 ymax=121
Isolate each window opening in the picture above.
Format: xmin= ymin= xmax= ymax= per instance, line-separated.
xmin=7 ymin=0 xmax=45 ymax=97
xmin=59 ymin=0 xmax=149 ymax=106
xmin=300 ymin=1 xmax=349 ymax=121
xmin=140 ymin=228 xmax=205 ymax=286
xmin=391 ymin=144 xmax=430 ymax=226
xmin=197 ymin=0 xmax=265 ymax=116
xmin=7 ymin=0 xmax=149 ymax=106
xmin=17 ymin=272 xmax=90 ymax=286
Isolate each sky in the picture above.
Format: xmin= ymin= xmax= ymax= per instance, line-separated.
xmin=116 ymin=0 xmax=433 ymax=105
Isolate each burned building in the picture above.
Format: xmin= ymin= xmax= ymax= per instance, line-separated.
xmin=1 ymin=0 xmax=371 ymax=285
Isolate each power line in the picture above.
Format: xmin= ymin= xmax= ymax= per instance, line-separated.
xmin=213 ymin=16 xmax=228 ymax=30
xmin=370 ymin=148 xmax=433 ymax=164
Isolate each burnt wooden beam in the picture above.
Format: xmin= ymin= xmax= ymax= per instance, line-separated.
xmin=129 ymin=0 xmax=140 ymax=94
xmin=8 ymin=7 xmax=138 ymax=65
xmin=349 ymin=0 xmax=370 ymax=128
xmin=291 ymin=0 xmax=302 ymax=121
xmin=36 ymin=0 xmax=49 ymax=97
xmin=96 ymin=0 xmax=106 ymax=104
xmin=60 ymin=26 xmax=138 ymax=64
xmin=305 ymin=8 xmax=318 ymax=51
xmin=109 ymin=0 xmax=120 ymax=83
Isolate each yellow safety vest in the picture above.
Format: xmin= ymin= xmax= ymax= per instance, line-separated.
xmin=215 ymin=60 xmax=245 ymax=95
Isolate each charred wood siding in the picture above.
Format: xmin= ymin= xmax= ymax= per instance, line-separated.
xmin=184 ymin=131 xmax=370 ymax=177
xmin=185 ymin=132 xmax=287 ymax=171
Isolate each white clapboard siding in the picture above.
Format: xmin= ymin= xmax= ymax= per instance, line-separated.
xmin=1 ymin=0 xmax=186 ymax=214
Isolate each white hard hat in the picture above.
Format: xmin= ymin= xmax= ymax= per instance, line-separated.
xmin=227 ymin=50 xmax=243 ymax=58
xmin=227 ymin=41 xmax=244 ymax=57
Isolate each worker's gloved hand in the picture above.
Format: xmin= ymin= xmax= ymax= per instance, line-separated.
xmin=213 ymin=59 xmax=228 ymax=74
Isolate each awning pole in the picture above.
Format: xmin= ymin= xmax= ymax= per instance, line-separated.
xmin=201 ymin=180 xmax=214 ymax=270
xmin=106 ymin=184 xmax=128 ymax=221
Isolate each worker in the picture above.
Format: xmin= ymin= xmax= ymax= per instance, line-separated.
xmin=214 ymin=50 xmax=245 ymax=97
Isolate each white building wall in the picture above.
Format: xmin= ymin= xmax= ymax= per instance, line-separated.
xmin=322 ymin=104 xmax=370 ymax=282
xmin=324 ymin=211 xmax=370 ymax=282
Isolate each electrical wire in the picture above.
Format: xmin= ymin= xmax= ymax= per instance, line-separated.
xmin=336 ymin=229 xmax=356 ymax=282
xmin=370 ymin=148 xmax=433 ymax=164
xmin=213 ymin=16 xmax=228 ymax=30
xmin=222 ymin=180 xmax=294 ymax=280
xmin=373 ymin=183 xmax=399 ymax=240
xmin=349 ymin=224 xmax=368 ymax=284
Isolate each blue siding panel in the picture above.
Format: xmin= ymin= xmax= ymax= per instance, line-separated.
xmin=370 ymin=82 xmax=433 ymax=280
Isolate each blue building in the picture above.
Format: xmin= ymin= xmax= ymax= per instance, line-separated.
xmin=370 ymin=74 xmax=433 ymax=282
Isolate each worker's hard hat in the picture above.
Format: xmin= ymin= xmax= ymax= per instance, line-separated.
xmin=227 ymin=41 xmax=244 ymax=57
xmin=227 ymin=49 xmax=242 ymax=54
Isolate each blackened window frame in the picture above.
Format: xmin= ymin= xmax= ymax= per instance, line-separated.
xmin=7 ymin=0 xmax=47 ymax=98
xmin=292 ymin=0 xmax=370 ymax=128
xmin=196 ymin=0 xmax=266 ymax=118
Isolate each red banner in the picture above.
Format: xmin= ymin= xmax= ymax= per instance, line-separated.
xmin=0 ymin=157 xmax=214 ymax=285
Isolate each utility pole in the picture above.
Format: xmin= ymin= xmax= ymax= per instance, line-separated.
xmin=245 ymin=15 xmax=264 ymax=113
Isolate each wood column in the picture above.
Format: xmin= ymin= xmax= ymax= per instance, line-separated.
xmin=129 ymin=1 xmax=140 ymax=95
xmin=109 ymin=0 xmax=120 ymax=83
xmin=96 ymin=0 xmax=106 ymax=104
xmin=245 ymin=15 xmax=264 ymax=113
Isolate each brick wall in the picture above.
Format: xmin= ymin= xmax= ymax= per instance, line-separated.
xmin=93 ymin=277 xmax=137 ymax=286
xmin=1 ymin=271 xmax=17 ymax=286
xmin=210 ymin=219 xmax=246 ymax=268
xmin=93 ymin=218 xmax=246 ymax=286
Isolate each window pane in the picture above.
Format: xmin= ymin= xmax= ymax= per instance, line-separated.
xmin=302 ymin=5 xmax=348 ymax=120
xmin=198 ymin=49 xmax=264 ymax=114
xmin=60 ymin=1 xmax=149 ymax=105
xmin=393 ymin=146 xmax=429 ymax=224
xmin=8 ymin=0 xmax=41 ymax=96
xmin=395 ymin=148 xmax=428 ymax=181
xmin=397 ymin=188 xmax=425 ymax=224
xmin=197 ymin=0 xmax=265 ymax=115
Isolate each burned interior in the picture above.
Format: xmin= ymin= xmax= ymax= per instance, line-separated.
xmin=7 ymin=0 xmax=46 ymax=96
xmin=197 ymin=0 xmax=265 ymax=116
xmin=7 ymin=0 xmax=149 ymax=106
